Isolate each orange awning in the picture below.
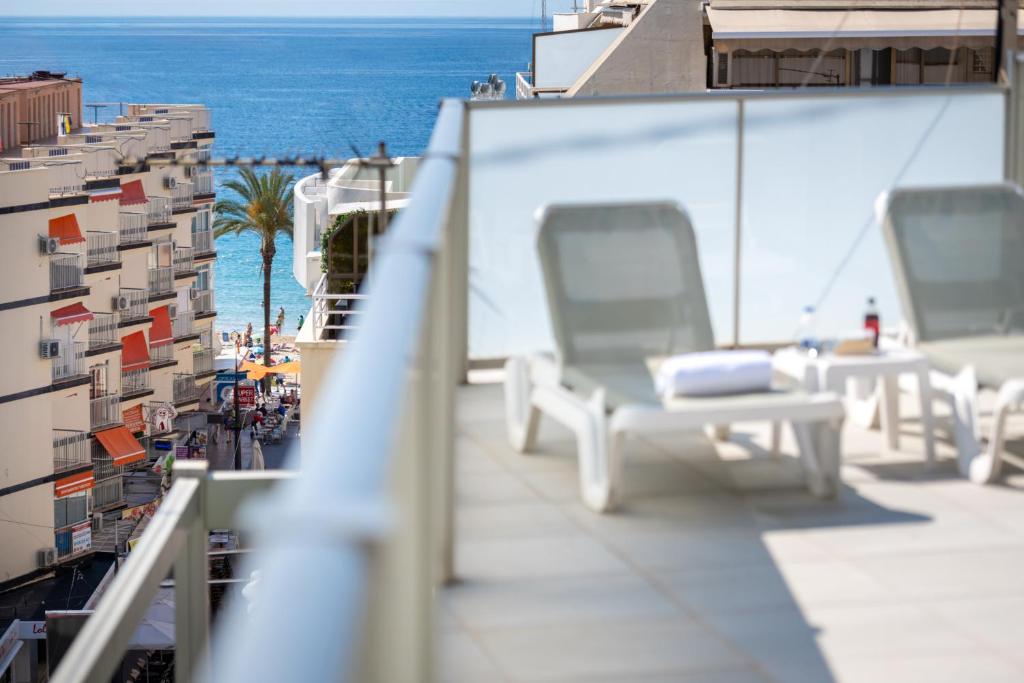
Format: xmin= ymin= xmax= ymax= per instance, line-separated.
xmin=121 ymin=331 xmax=151 ymax=371
xmin=149 ymin=305 xmax=173 ymax=346
xmin=49 ymin=214 xmax=85 ymax=245
xmin=55 ymin=470 xmax=95 ymax=498
xmin=118 ymin=179 xmax=148 ymax=206
xmin=51 ymin=302 xmax=93 ymax=326
xmin=94 ymin=426 xmax=146 ymax=466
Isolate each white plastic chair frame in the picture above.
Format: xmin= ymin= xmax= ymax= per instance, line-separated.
xmin=504 ymin=202 xmax=845 ymax=512
xmin=880 ymin=183 xmax=1024 ymax=483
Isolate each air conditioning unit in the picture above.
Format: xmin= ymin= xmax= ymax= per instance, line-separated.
xmin=163 ymin=176 xmax=177 ymax=190
xmin=37 ymin=547 xmax=56 ymax=568
xmin=39 ymin=339 xmax=61 ymax=359
xmin=189 ymin=289 xmax=200 ymax=301
xmin=113 ymin=294 xmax=130 ymax=311
xmin=38 ymin=235 xmax=60 ymax=255
xmin=92 ymin=512 xmax=105 ymax=533
xmin=167 ymin=303 xmax=177 ymax=318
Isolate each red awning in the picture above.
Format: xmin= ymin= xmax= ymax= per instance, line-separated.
xmin=149 ymin=305 xmax=173 ymax=346
xmin=49 ymin=214 xmax=85 ymax=245
xmin=121 ymin=331 xmax=151 ymax=371
xmin=55 ymin=470 xmax=95 ymax=498
xmin=118 ymin=179 xmax=148 ymax=206
xmin=50 ymin=302 xmax=94 ymax=326
xmin=94 ymin=426 xmax=146 ymax=466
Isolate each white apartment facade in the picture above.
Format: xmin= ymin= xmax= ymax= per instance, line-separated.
xmin=0 ymin=74 xmax=218 ymax=585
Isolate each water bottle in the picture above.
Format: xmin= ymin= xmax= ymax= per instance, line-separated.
xmin=797 ymin=305 xmax=818 ymax=352
xmin=864 ymin=296 xmax=880 ymax=348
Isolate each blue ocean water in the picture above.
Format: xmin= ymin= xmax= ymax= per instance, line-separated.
xmin=0 ymin=17 xmax=534 ymax=333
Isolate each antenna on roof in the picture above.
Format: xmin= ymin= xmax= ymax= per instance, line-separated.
xmin=541 ymin=0 xmax=548 ymax=30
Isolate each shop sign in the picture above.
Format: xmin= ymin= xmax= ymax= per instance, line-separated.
xmin=150 ymin=403 xmax=178 ymax=433
xmin=123 ymin=404 xmax=146 ymax=434
xmin=236 ymin=386 xmax=256 ymax=408
xmin=18 ymin=621 xmax=46 ymax=640
xmin=122 ymin=498 xmax=161 ymax=522
xmin=71 ymin=521 xmax=91 ymax=555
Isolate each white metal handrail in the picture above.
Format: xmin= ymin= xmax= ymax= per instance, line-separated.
xmin=53 ymin=429 xmax=90 ymax=472
xmin=173 ymin=372 xmax=199 ymax=403
xmin=88 ymin=312 xmax=119 ymax=349
xmin=311 ymin=273 xmax=369 ymax=340
xmin=172 ymin=181 xmax=194 ymax=210
xmin=147 ymin=196 xmax=172 ymax=225
xmin=174 ymin=310 xmax=195 ymax=338
xmin=193 ymin=347 xmax=215 ymax=375
xmin=148 ymin=266 xmax=173 ymax=294
xmin=50 ymin=252 xmax=83 ymax=291
xmin=52 ymin=341 xmax=87 ymax=382
xmin=174 ymin=246 xmax=195 ymax=274
xmin=86 ymin=230 xmax=120 ymax=267
xmin=121 ymin=367 xmax=150 ymax=396
xmin=90 ymin=393 xmax=121 ymax=430
xmin=192 ymin=229 xmax=214 ymax=253
xmin=192 ymin=288 xmax=215 ymax=314
xmin=119 ymin=212 xmax=147 ymax=244
xmin=92 ymin=475 xmax=125 ymax=509
xmin=120 ymin=287 xmax=149 ymax=321
xmin=150 ymin=342 xmax=174 ymax=363
xmin=192 ymin=171 xmax=214 ymax=194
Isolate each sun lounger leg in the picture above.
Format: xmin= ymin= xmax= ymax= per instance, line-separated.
xmin=969 ymin=380 xmax=1024 ymax=484
xmin=769 ymin=422 xmax=782 ymax=458
xmin=950 ymin=367 xmax=983 ymax=480
xmin=792 ymin=419 xmax=840 ymax=498
xmin=504 ymin=357 xmax=542 ymax=453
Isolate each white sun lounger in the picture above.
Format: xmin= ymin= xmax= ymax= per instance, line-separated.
xmin=504 ymin=202 xmax=845 ymax=512
xmin=880 ymin=183 xmax=1024 ymax=483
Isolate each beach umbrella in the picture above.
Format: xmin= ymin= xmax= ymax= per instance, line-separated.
xmin=251 ymin=439 xmax=265 ymax=471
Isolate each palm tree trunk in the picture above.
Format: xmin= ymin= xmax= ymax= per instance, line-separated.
xmin=263 ymin=251 xmax=273 ymax=394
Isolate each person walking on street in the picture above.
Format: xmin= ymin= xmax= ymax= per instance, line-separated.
xmin=276 ymin=306 xmax=286 ymax=334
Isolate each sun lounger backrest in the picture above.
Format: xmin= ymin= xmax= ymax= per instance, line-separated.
xmin=880 ymin=184 xmax=1024 ymax=342
xmin=536 ymin=202 xmax=715 ymax=366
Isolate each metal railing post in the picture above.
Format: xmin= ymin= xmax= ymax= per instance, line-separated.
xmin=173 ymin=461 xmax=210 ymax=683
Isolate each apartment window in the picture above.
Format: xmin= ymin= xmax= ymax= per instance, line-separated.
xmin=192 ymin=209 xmax=211 ymax=233
xmin=717 ymin=52 xmax=729 ymax=86
xmin=195 ymin=263 xmax=211 ymax=291
xmin=151 ymin=240 xmax=174 ymax=268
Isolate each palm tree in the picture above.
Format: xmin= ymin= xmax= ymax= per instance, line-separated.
xmin=214 ymin=168 xmax=294 ymax=387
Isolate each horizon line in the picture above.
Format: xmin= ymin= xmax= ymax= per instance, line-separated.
xmin=0 ymin=14 xmax=540 ymax=19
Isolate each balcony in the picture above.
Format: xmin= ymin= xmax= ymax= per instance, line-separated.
xmin=173 ymin=372 xmax=199 ymax=404
xmin=88 ymin=311 xmax=119 ymax=350
xmin=174 ymin=246 xmax=195 ymax=275
xmin=192 ymin=288 xmax=215 ymax=315
xmin=311 ymin=273 xmax=367 ymax=341
xmin=90 ymin=393 xmax=121 ymax=430
xmin=173 ymin=310 xmax=195 ymax=339
xmin=172 ymin=181 xmax=194 ymax=211
xmin=86 ymin=230 xmax=120 ymax=268
xmin=56 ymin=89 xmax=1024 ymax=683
xmin=192 ymin=229 xmax=214 ymax=255
xmin=121 ymin=367 xmax=150 ymax=397
xmin=49 ymin=252 xmax=84 ymax=292
xmin=192 ymin=170 xmax=214 ymax=195
xmin=54 ymin=494 xmax=91 ymax=561
xmin=193 ymin=347 xmax=215 ymax=375
xmin=118 ymin=288 xmax=149 ymax=323
xmin=51 ymin=341 xmax=86 ymax=383
xmin=118 ymin=211 xmax=148 ymax=244
xmin=150 ymin=342 xmax=175 ymax=365
xmin=148 ymin=266 xmax=173 ymax=295
xmin=92 ymin=473 xmax=125 ymax=510
xmin=52 ymin=430 xmax=89 ymax=473
xmin=146 ymin=196 xmax=172 ymax=226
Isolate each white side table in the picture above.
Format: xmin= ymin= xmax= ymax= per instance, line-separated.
xmin=772 ymin=347 xmax=936 ymax=465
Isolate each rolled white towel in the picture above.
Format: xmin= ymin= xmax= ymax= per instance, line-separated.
xmin=655 ymin=350 xmax=773 ymax=397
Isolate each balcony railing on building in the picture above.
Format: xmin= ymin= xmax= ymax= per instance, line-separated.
xmin=172 ymin=182 xmax=194 ymax=210
xmin=174 ymin=246 xmax=195 ymax=274
xmin=148 ymin=266 xmax=173 ymax=294
xmin=53 ymin=430 xmax=90 ymax=473
xmin=173 ymin=372 xmax=199 ymax=404
xmin=50 ymin=252 xmax=83 ymax=291
xmin=55 ymin=494 xmax=91 ymax=560
xmin=92 ymin=472 xmax=125 ymax=510
xmin=192 ymin=229 xmax=214 ymax=254
xmin=52 ymin=341 xmax=86 ymax=382
xmin=193 ymin=347 xmax=214 ymax=375
xmin=191 ymin=288 xmax=215 ymax=315
xmin=192 ymin=171 xmax=214 ymax=195
xmin=86 ymin=230 xmax=120 ymax=268
xmin=147 ymin=196 xmax=172 ymax=226
xmin=173 ymin=310 xmax=195 ymax=339
xmin=88 ymin=312 xmax=119 ymax=349
xmin=312 ymin=273 xmax=367 ymax=340
xmin=121 ymin=367 xmax=150 ymax=396
xmin=150 ymin=342 xmax=175 ymax=364
xmin=118 ymin=212 xmax=147 ymax=244
xmin=119 ymin=288 xmax=149 ymax=323
xmin=90 ymin=393 xmax=121 ymax=430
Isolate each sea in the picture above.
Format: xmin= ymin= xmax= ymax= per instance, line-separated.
xmin=0 ymin=16 xmax=536 ymax=334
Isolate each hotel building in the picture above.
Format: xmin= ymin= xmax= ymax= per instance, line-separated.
xmin=0 ymin=73 xmax=218 ymax=585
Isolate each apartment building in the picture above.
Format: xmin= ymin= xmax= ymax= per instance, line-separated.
xmin=516 ymin=0 xmax=1020 ymax=97
xmin=0 ymin=74 xmax=218 ymax=585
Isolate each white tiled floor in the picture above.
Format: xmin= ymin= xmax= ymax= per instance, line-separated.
xmin=440 ymin=380 xmax=1024 ymax=682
